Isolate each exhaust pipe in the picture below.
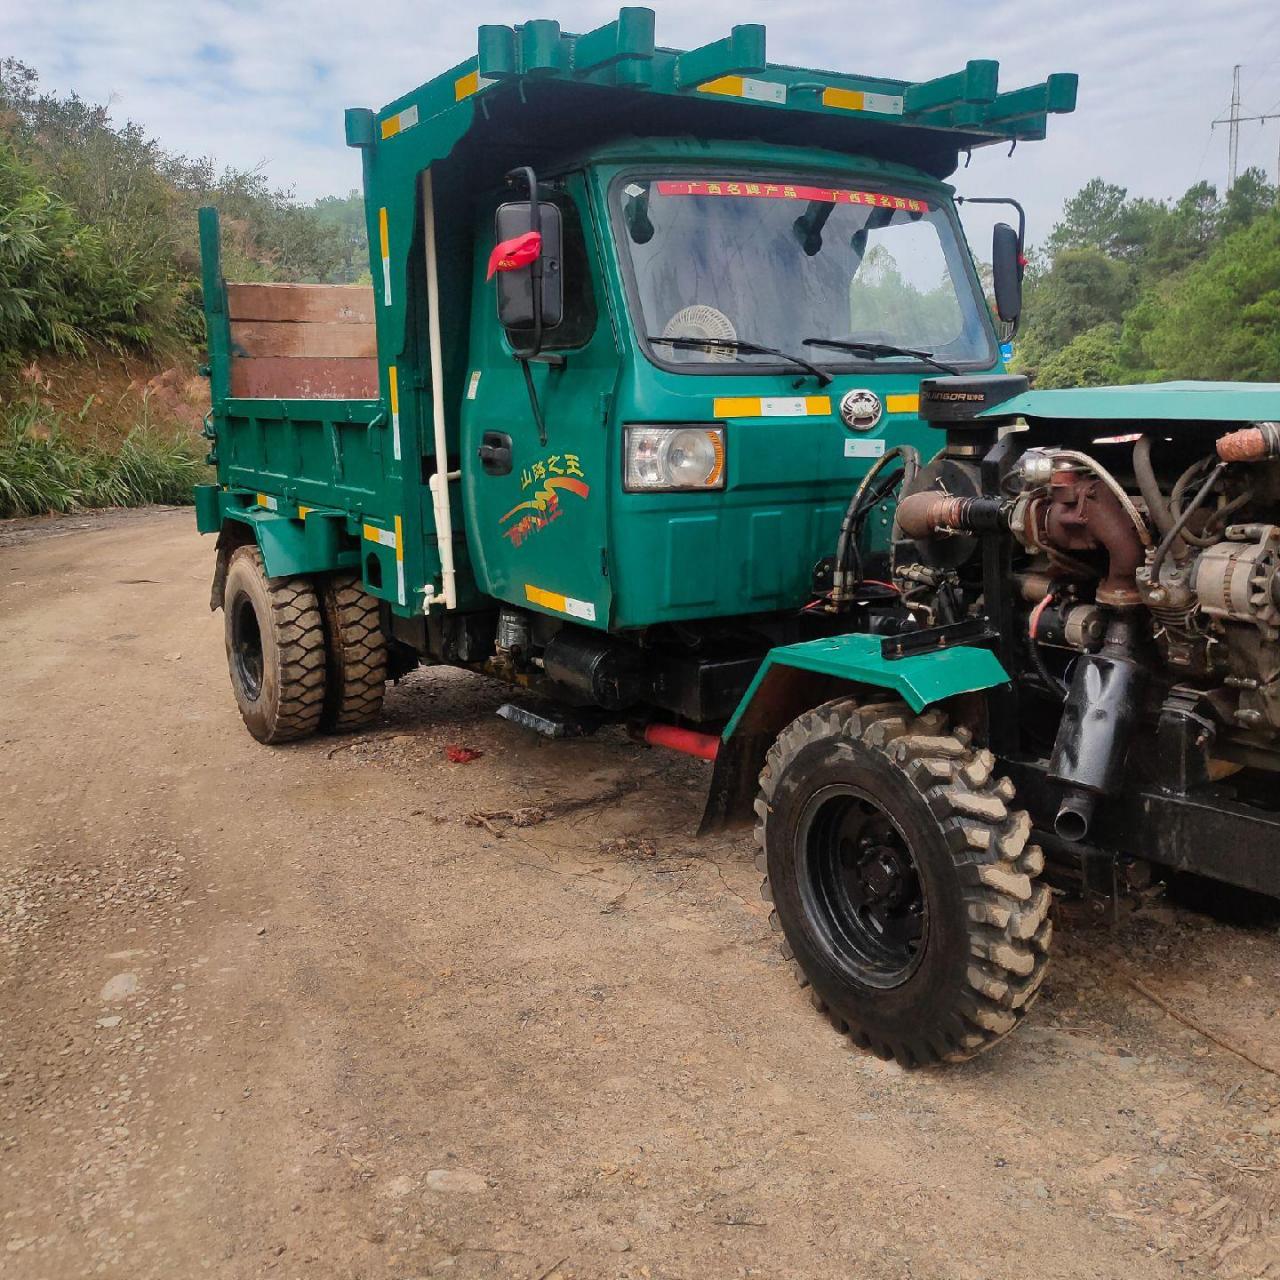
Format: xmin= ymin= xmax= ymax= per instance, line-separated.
xmin=1054 ymin=789 xmax=1096 ymax=843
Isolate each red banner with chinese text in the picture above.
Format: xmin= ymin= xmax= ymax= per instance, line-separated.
xmin=655 ymin=180 xmax=928 ymax=213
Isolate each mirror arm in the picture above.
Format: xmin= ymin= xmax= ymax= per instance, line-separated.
xmin=504 ymin=166 xmax=550 ymax=441
xmin=518 ymin=357 xmax=548 ymax=448
xmin=955 ymin=195 xmax=1027 ymax=258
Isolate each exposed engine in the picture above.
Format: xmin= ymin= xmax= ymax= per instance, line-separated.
xmin=878 ymin=376 xmax=1280 ymax=842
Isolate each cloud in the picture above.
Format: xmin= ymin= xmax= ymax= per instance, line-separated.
xmin=4 ymin=0 xmax=1279 ymax=238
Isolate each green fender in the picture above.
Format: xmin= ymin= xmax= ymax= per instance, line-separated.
xmin=701 ymin=632 xmax=1010 ymax=833
xmin=201 ymin=488 xmax=359 ymax=610
xmin=224 ymin=507 xmax=352 ymax=579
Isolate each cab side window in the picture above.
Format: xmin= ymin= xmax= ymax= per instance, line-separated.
xmin=538 ymin=193 xmax=597 ymax=351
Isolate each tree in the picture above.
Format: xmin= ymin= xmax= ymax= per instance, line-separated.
xmin=1221 ymin=167 xmax=1277 ymax=238
xmin=1015 ymin=168 xmax=1280 ymax=387
xmin=1013 ymin=248 xmax=1136 ymax=376
xmin=1141 ymin=180 xmax=1221 ymax=279
xmin=0 ymin=59 xmax=351 ymax=357
xmin=1138 ymin=211 xmax=1280 ymax=381
xmin=1045 ymin=178 xmax=1164 ymax=263
xmin=311 ymin=191 xmax=371 ymax=284
xmin=1034 ymin=323 xmax=1124 ymax=388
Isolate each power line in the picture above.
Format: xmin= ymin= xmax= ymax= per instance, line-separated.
xmin=1212 ymin=64 xmax=1280 ymax=189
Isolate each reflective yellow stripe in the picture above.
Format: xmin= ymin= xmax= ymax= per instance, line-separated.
xmin=698 ymin=74 xmax=744 ymax=98
xmin=362 ymin=523 xmax=396 ymax=548
xmin=380 ymin=104 xmax=418 ymax=140
xmin=524 ymin=584 xmax=598 ymax=621
xmin=713 ymin=396 xmax=832 ymax=418
xmin=394 ymin=515 xmax=405 ymax=605
xmin=388 ymin=365 xmax=401 ymax=461
xmin=525 ymin=584 xmax=567 ymax=613
xmin=454 ymin=69 xmax=480 ymax=100
xmin=822 ymin=87 xmax=904 ymax=115
xmin=379 ymin=208 xmax=391 ymax=306
xmin=697 ymin=74 xmax=786 ymax=104
xmin=886 ymin=394 xmax=920 ymax=414
xmin=297 ymin=506 xmax=311 ymax=520
xmin=823 ymin=87 xmax=864 ymax=111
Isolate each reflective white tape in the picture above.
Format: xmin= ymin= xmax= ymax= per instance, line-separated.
xmin=761 ymin=397 xmax=809 ymax=417
xmin=862 ymin=92 xmax=904 ymax=115
xmin=845 ymin=438 xmax=887 ymax=458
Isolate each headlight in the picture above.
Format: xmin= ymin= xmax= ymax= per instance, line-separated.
xmin=624 ymin=425 xmax=726 ymax=492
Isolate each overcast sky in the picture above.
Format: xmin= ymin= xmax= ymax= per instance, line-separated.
xmin=5 ymin=0 xmax=1280 ymax=247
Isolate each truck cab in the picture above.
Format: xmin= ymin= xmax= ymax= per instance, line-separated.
xmin=459 ymin=140 xmax=996 ymax=639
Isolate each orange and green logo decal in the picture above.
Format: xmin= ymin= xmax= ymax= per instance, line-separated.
xmin=500 ymin=452 xmax=589 ymax=548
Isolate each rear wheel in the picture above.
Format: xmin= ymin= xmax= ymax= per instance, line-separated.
xmin=223 ymin=546 xmax=327 ymax=744
xmin=318 ymin=573 xmax=387 ymax=733
xmin=756 ymin=698 xmax=1050 ymax=1065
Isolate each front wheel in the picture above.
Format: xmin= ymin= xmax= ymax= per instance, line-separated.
xmin=756 ymin=699 xmax=1050 ymax=1066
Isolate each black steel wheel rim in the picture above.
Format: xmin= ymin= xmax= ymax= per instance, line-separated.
xmin=231 ymin=594 xmax=265 ymax=702
xmin=796 ymin=783 xmax=928 ymax=989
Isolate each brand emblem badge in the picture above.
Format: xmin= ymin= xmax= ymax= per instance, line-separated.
xmin=839 ymin=389 xmax=882 ymax=432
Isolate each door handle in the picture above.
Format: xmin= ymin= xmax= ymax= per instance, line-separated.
xmin=478 ymin=431 xmax=513 ymax=476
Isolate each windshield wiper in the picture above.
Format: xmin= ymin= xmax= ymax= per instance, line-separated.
xmin=649 ymin=335 xmax=833 ymax=387
xmin=802 ymin=338 xmax=960 ymax=377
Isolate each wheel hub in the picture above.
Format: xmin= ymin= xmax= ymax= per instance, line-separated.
xmin=855 ymin=843 xmax=913 ymax=907
xmin=798 ymin=786 xmax=929 ymax=989
xmin=231 ymin=595 xmax=265 ymax=702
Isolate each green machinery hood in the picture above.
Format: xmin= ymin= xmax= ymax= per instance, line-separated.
xmin=982 ymin=381 xmax=1280 ymax=426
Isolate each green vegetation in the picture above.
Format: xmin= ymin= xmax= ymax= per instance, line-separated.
xmin=1014 ymin=171 xmax=1280 ymax=385
xmin=0 ymin=58 xmax=369 ymax=516
xmin=0 ymin=398 xmax=209 ymax=518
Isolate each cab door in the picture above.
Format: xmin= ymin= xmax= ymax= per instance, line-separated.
xmin=460 ymin=174 xmax=618 ymax=630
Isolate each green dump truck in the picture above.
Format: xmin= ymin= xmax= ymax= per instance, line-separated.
xmin=197 ymin=10 xmax=1280 ymax=1066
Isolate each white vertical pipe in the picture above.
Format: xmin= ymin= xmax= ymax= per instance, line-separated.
xmin=421 ymin=168 xmax=457 ymax=611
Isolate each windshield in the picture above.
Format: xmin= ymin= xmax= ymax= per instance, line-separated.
xmin=613 ymin=175 xmax=994 ymax=370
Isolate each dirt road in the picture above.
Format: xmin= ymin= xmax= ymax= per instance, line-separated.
xmin=3 ymin=508 xmax=1280 ymax=1279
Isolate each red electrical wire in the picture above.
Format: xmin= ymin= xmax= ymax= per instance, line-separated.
xmin=1029 ymin=592 xmax=1055 ymax=640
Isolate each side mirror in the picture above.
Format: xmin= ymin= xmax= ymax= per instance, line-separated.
xmin=494 ymin=201 xmax=563 ymax=335
xmin=991 ymin=222 xmax=1023 ymax=326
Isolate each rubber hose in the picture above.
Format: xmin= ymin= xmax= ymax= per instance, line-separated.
xmin=1133 ymin=436 xmax=1184 ymax=559
xmin=834 ymin=445 xmax=920 ymax=604
xmin=1150 ymin=461 xmax=1228 ymax=585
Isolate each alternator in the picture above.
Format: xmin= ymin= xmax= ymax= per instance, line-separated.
xmin=1192 ymin=525 xmax=1280 ymax=634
